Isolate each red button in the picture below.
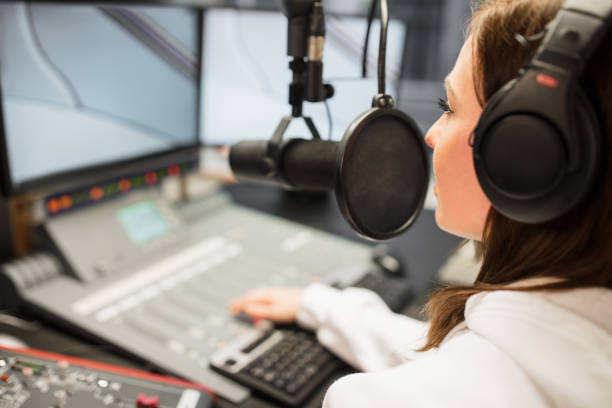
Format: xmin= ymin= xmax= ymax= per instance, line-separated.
xmin=1 ymin=374 xmax=8 ymax=382
xmin=536 ymin=73 xmax=558 ymax=88
xmin=136 ymin=393 xmax=159 ymax=408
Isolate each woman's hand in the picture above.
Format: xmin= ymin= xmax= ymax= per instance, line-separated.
xmin=230 ymin=287 xmax=305 ymax=324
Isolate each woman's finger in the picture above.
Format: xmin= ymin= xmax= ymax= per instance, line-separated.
xmin=244 ymin=303 xmax=295 ymax=323
xmin=229 ymin=288 xmax=275 ymax=312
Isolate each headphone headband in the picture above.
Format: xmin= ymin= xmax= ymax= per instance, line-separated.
xmin=564 ymin=0 xmax=612 ymax=19
xmin=531 ymin=1 xmax=612 ymax=75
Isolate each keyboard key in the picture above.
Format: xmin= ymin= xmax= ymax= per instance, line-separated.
xmin=285 ymin=382 xmax=299 ymax=394
xmin=263 ymin=371 xmax=276 ymax=383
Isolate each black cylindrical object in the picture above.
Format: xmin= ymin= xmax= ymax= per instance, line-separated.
xmin=287 ymin=16 xmax=307 ymax=57
xmin=306 ymin=61 xmax=324 ymax=102
xmin=229 ymin=141 xmax=276 ymax=185
xmin=306 ymin=2 xmax=325 ymax=102
xmin=281 ymin=139 xmax=337 ymax=191
xmin=229 ymin=139 xmax=338 ymax=192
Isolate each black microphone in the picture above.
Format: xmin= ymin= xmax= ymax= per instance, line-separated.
xmin=229 ymin=138 xmax=338 ymax=192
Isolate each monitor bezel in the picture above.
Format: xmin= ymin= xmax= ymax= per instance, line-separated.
xmin=0 ymin=2 xmax=203 ymax=197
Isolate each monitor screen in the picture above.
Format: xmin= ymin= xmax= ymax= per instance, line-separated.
xmin=200 ymin=8 xmax=406 ymax=145
xmin=0 ymin=3 xmax=201 ymax=191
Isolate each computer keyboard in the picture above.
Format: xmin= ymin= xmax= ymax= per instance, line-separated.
xmin=210 ymin=326 xmax=345 ymax=407
xmin=210 ymin=269 xmax=413 ymax=406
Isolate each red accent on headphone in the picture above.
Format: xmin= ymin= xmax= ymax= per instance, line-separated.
xmin=536 ymin=73 xmax=558 ymax=88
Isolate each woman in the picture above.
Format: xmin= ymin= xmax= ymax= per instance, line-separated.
xmin=231 ymin=0 xmax=612 ymax=406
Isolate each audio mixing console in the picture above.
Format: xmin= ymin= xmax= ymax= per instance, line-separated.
xmin=0 ymin=345 xmax=213 ymax=408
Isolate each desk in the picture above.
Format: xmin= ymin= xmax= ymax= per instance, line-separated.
xmin=225 ymin=183 xmax=461 ymax=297
xmin=4 ymin=182 xmax=460 ymax=407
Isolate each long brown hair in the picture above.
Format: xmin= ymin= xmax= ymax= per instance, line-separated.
xmin=419 ymin=0 xmax=612 ymax=351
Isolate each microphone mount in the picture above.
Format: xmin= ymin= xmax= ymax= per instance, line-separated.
xmin=264 ymin=0 xmax=335 ymax=188
xmin=281 ymin=0 xmax=334 ymax=108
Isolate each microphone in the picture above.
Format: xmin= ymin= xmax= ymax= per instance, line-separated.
xmin=229 ymin=105 xmax=430 ymax=241
xmin=229 ymin=138 xmax=338 ymax=192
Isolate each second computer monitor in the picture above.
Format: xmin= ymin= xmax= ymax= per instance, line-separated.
xmin=200 ymin=8 xmax=406 ymax=145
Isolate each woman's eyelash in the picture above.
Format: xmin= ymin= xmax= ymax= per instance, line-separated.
xmin=437 ymin=97 xmax=452 ymax=113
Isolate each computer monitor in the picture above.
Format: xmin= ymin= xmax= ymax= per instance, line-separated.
xmin=0 ymin=2 xmax=202 ymax=196
xmin=200 ymin=8 xmax=406 ymax=145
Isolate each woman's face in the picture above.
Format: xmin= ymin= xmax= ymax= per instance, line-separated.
xmin=424 ymin=38 xmax=491 ymax=241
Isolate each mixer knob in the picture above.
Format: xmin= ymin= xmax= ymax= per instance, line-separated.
xmin=54 ymin=389 xmax=68 ymax=406
xmin=57 ymin=359 xmax=70 ymax=377
xmin=136 ymin=393 xmax=159 ymax=408
xmin=65 ymin=379 xmax=77 ymax=394
xmin=57 ymin=360 xmax=70 ymax=370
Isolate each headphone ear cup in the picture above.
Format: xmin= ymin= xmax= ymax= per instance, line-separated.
xmin=473 ymin=81 xmax=602 ymax=224
xmin=567 ymin=86 xmax=603 ymax=199
xmin=478 ymin=112 xmax=567 ymax=199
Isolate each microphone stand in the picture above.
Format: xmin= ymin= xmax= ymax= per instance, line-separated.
xmin=264 ymin=0 xmax=335 ymax=185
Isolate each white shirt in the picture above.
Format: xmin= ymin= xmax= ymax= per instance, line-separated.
xmin=296 ymin=282 xmax=612 ymax=407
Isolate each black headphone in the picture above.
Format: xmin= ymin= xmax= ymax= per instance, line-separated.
xmin=472 ymin=1 xmax=612 ymax=224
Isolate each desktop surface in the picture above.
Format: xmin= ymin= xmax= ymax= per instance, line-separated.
xmin=225 ymin=183 xmax=461 ymax=297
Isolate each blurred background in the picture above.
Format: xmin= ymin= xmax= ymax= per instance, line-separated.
xmin=196 ymin=0 xmax=473 ymax=144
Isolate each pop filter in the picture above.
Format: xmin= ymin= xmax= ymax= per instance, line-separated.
xmin=335 ymin=102 xmax=429 ymax=240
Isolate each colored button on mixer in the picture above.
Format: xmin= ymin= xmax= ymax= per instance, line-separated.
xmin=136 ymin=393 xmax=159 ymax=408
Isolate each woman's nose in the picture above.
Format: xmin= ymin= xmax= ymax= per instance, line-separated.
xmin=424 ymin=126 xmax=438 ymax=149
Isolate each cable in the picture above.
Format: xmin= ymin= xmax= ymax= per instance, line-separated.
xmin=57 ymin=343 xmax=158 ymax=372
xmin=378 ymin=0 xmax=389 ymax=95
xmin=324 ymin=99 xmax=333 ymax=140
xmin=327 ymin=16 xmax=401 ymax=81
xmin=362 ymin=0 xmax=378 ymax=78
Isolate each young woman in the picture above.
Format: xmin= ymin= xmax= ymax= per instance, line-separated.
xmin=231 ymin=0 xmax=612 ymax=406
